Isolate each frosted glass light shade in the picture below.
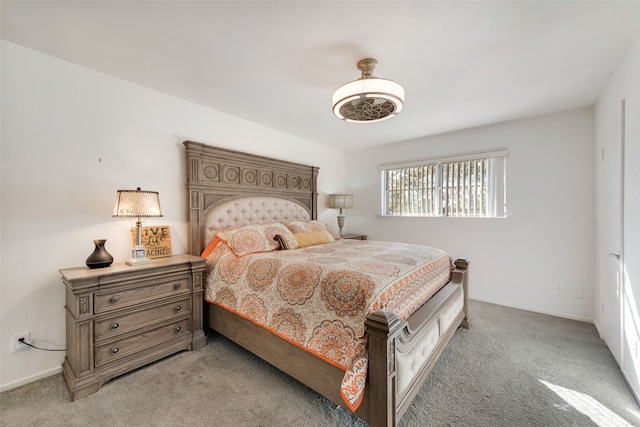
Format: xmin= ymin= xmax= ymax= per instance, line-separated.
xmin=332 ymin=78 xmax=404 ymax=123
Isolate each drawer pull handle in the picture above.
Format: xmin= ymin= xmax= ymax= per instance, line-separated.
xmin=111 ymin=347 xmax=119 ymax=354
xmin=175 ymin=326 xmax=182 ymax=332
xmin=111 ymin=322 xmax=119 ymax=330
xmin=173 ymin=283 xmax=181 ymax=290
xmin=174 ymin=305 xmax=182 ymax=312
xmin=109 ymin=296 xmax=120 ymax=304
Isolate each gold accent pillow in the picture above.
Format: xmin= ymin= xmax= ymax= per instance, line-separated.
xmin=293 ymin=231 xmax=331 ymax=248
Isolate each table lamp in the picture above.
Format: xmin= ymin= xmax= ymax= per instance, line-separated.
xmin=113 ymin=187 xmax=162 ymax=265
xmin=328 ymin=194 xmax=353 ymax=236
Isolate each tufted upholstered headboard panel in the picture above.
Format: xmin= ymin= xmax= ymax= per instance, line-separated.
xmin=203 ymin=197 xmax=311 ymax=246
xmin=184 ymin=141 xmax=319 ymax=256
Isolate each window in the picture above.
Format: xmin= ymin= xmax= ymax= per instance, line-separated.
xmin=380 ymin=149 xmax=508 ymax=218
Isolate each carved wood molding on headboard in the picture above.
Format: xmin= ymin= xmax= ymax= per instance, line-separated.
xmin=183 ymin=140 xmax=319 ymax=255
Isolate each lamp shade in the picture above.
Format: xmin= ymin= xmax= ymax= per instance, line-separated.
xmin=328 ymin=194 xmax=353 ymax=210
xmin=113 ymin=188 xmax=162 ymax=218
xmin=332 ymin=78 xmax=404 ymax=123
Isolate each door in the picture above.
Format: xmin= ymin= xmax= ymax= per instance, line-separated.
xmin=602 ymin=100 xmax=624 ymax=365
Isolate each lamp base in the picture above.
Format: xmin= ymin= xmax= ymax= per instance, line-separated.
xmin=126 ymin=246 xmax=151 ymax=266
xmin=336 ymin=214 xmax=345 ymax=236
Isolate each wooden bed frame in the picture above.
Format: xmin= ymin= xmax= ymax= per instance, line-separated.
xmin=184 ymin=140 xmax=470 ymax=427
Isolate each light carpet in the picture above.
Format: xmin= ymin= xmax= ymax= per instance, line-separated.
xmin=2 ymin=300 xmax=639 ymax=426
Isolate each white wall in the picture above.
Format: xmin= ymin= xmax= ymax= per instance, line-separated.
xmin=595 ymin=36 xmax=640 ymax=400
xmin=0 ymin=41 xmax=345 ymax=391
xmin=345 ymin=108 xmax=596 ymax=322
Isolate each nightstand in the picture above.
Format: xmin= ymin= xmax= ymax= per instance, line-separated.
xmin=60 ymin=254 xmax=206 ymax=401
xmin=340 ymin=233 xmax=367 ymax=240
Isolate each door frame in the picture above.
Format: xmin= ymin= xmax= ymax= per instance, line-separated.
xmin=600 ymin=99 xmax=625 ymax=366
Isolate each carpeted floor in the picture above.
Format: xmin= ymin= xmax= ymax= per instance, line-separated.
xmin=2 ymin=300 xmax=639 ymax=427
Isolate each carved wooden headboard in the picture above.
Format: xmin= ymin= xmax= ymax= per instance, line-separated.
xmin=183 ymin=141 xmax=319 ymax=256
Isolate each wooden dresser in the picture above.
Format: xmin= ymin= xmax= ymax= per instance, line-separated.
xmin=60 ymin=254 xmax=206 ymax=400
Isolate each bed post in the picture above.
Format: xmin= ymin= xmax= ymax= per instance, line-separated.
xmin=311 ymin=166 xmax=319 ymax=220
xmin=184 ymin=141 xmax=203 ymax=256
xmin=365 ymin=310 xmax=403 ymax=427
xmin=453 ymin=259 xmax=470 ymax=329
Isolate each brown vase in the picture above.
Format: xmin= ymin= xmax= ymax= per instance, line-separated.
xmin=86 ymin=239 xmax=114 ymax=268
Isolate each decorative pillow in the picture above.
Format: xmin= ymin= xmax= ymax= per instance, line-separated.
xmin=284 ymin=220 xmax=341 ymax=240
xmin=217 ymin=223 xmax=297 ymax=257
xmin=293 ymin=231 xmax=331 ymax=248
xmin=201 ymin=238 xmax=222 ymax=258
xmin=272 ymin=229 xmax=298 ymax=250
xmin=274 ymin=230 xmax=333 ymax=250
xmin=273 ymin=234 xmax=295 ymax=250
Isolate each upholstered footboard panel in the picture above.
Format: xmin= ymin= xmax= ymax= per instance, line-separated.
xmin=439 ymin=286 xmax=465 ymax=334
xmin=395 ymin=285 xmax=464 ymax=397
xmin=396 ymin=317 xmax=441 ymax=397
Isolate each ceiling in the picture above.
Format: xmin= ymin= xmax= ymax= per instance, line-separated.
xmin=2 ymin=1 xmax=640 ymax=152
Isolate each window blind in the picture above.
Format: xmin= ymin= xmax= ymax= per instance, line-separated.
xmin=381 ymin=149 xmax=507 ymax=218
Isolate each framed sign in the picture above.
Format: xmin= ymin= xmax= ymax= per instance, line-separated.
xmin=131 ymin=225 xmax=172 ymax=259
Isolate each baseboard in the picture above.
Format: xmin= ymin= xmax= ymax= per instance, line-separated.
xmin=622 ymin=369 xmax=640 ymax=406
xmin=470 ymin=297 xmax=594 ymax=324
xmin=593 ymin=319 xmax=604 ymax=338
xmin=0 ymin=366 xmax=62 ymax=393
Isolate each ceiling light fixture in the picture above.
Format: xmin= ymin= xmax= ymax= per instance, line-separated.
xmin=332 ymin=58 xmax=405 ymax=123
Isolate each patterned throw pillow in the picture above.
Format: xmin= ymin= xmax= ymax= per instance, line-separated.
xmin=200 ymin=237 xmax=222 ymax=258
xmin=284 ymin=220 xmax=341 ymax=240
xmin=273 ymin=234 xmax=296 ymax=250
xmin=217 ymin=223 xmax=297 ymax=257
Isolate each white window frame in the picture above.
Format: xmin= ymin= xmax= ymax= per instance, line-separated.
xmin=379 ymin=149 xmax=508 ymax=218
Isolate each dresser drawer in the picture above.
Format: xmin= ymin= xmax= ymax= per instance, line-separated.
xmin=95 ymin=277 xmax=189 ymax=313
xmin=95 ymin=318 xmax=191 ymax=367
xmin=94 ymin=297 xmax=191 ymax=341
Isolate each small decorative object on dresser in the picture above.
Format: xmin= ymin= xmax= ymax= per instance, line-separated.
xmin=130 ymin=225 xmax=172 ymax=259
xmin=60 ymin=254 xmax=206 ymax=400
xmin=85 ymin=239 xmax=114 ymax=268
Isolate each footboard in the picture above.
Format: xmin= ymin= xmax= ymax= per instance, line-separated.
xmin=363 ymin=259 xmax=470 ymax=427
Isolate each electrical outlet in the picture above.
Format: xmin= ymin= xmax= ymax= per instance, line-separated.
xmin=554 ymin=282 xmax=565 ymax=294
xmin=12 ymin=332 xmax=31 ymax=353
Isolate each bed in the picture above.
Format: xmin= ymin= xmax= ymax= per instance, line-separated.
xmin=184 ymin=140 xmax=470 ymax=427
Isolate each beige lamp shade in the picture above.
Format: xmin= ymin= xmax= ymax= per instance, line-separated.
xmin=328 ymin=194 xmax=353 ymax=210
xmin=113 ymin=188 xmax=162 ymax=218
